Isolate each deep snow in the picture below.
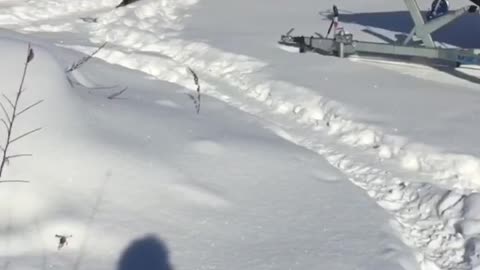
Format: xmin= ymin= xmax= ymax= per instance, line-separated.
xmin=0 ymin=30 xmax=410 ymax=270
xmin=0 ymin=0 xmax=480 ymax=269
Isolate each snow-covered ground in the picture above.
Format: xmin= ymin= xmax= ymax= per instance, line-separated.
xmin=1 ymin=0 xmax=480 ymax=269
xmin=0 ymin=31 xmax=410 ymax=270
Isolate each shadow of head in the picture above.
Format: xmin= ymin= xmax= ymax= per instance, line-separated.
xmin=118 ymin=235 xmax=174 ymax=270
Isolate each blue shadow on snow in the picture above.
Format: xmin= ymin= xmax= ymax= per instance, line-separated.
xmin=118 ymin=234 xmax=174 ymax=270
xmin=336 ymin=11 xmax=480 ymax=48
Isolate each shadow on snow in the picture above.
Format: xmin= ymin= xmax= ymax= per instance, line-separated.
xmin=317 ymin=10 xmax=480 ymax=84
xmin=118 ymin=234 xmax=174 ymax=270
xmin=337 ymin=11 xmax=480 ymax=48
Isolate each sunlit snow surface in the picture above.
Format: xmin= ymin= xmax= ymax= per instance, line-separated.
xmin=0 ymin=0 xmax=480 ymax=269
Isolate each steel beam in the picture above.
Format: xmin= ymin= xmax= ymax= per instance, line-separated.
xmin=403 ymin=0 xmax=473 ymax=48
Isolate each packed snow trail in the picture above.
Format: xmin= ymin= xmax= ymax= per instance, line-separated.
xmin=1 ymin=0 xmax=480 ymax=269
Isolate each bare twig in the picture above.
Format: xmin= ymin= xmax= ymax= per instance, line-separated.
xmin=0 ymin=180 xmax=29 ymax=184
xmin=0 ymin=44 xmax=41 ymax=180
xmin=65 ymin=42 xmax=107 ymax=73
xmin=0 ymin=102 xmax=11 ymax=123
xmin=5 ymin=153 xmax=32 ymax=166
xmin=0 ymin=119 xmax=8 ymax=131
xmin=16 ymin=100 xmax=43 ymax=118
xmin=107 ymin=87 xmax=128 ymax=100
xmin=6 ymin=154 xmax=32 ymax=160
xmin=2 ymin=94 xmax=14 ymax=109
xmin=27 ymin=48 xmax=34 ymax=63
xmin=187 ymin=67 xmax=201 ymax=114
xmin=10 ymin=128 xmax=42 ymax=144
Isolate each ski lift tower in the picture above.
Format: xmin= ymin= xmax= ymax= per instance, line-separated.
xmin=279 ymin=0 xmax=480 ymax=66
xmin=403 ymin=0 xmax=473 ymax=47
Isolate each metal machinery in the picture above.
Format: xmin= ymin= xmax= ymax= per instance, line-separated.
xmin=279 ymin=0 xmax=480 ymax=67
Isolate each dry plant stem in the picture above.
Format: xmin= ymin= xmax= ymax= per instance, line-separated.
xmin=66 ymin=42 xmax=107 ymax=73
xmin=187 ymin=67 xmax=201 ymax=114
xmin=0 ymin=44 xmax=42 ymax=182
xmin=107 ymin=87 xmax=128 ymax=100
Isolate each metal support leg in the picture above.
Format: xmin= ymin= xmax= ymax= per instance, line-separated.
xmin=404 ymin=0 xmax=435 ymax=47
xmin=403 ymin=28 xmax=416 ymax=45
xmin=422 ymin=7 xmax=470 ymax=34
xmin=403 ymin=0 xmax=472 ymax=48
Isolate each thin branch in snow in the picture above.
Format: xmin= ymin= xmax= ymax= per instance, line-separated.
xmin=0 ymin=119 xmax=8 ymax=131
xmin=2 ymin=94 xmax=14 ymax=109
xmin=0 ymin=180 xmax=29 ymax=184
xmin=5 ymin=153 xmax=32 ymax=166
xmin=10 ymin=127 xmax=42 ymax=144
xmin=107 ymin=87 xmax=128 ymax=100
xmin=27 ymin=47 xmax=34 ymax=63
xmin=187 ymin=67 xmax=201 ymax=114
xmin=66 ymin=42 xmax=107 ymax=73
xmin=0 ymin=44 xmax=42 ymax=181
xmin=16 ymin=99 xmax=44 ymax=118
xmin=0 ymin=101 xmax=11 ymax=123
xmin=6 ymin=153 xmax=32 ymax=160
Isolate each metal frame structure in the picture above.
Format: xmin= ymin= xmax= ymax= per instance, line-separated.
xmin=279 ymin=0 xmax=480 ymax=66
xmin=403 ymin=0 xmax=471 ymax=47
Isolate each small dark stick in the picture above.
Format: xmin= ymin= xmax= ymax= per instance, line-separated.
xmin=116 ymin=0 xmax=140 ymax=8
xmin=107 ymin=87 xmax=128 ymax=100
xmin=65 ymin=42 xmax=107 ymax=73
xmin=27 ymin=48 xmax=34 ymax=63
xmin=187 ymin=67 xmax=201 ymax=114
xmin=55 ymin=234 xmax=72 ymax=250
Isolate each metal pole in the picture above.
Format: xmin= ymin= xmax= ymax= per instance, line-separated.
xmin=339 ymin=41 xmax=344 ymax=58
xmin=403 ymin=0 xmax=471 ymax=48
xmin=422 ymin=7 xmax=469 ymax=34
xmin=404 ymin=0 xmax=436 ymax=47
